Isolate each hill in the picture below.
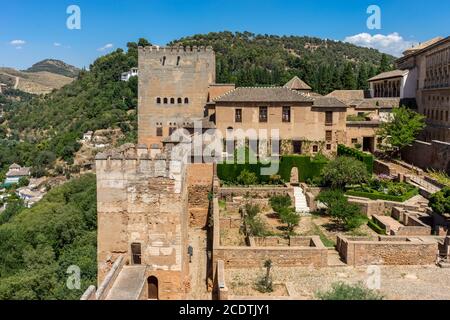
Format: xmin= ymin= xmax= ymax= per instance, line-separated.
xmin=25 ymin=59 xmax=80 ymax=78
xmin=0 ymin=67 xmax=74 ymax=95
xmin=0 ymin=174 xmax=97 ymax=300
xmin=169 ymin=31 xmax=395 ymax=93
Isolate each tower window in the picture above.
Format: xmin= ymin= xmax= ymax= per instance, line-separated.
xmin=184 ymin=98 xmax=189 ymax=104
xmin=170 ymin=98 xmax=175 ymax=104
xmin=156 ymin=97 xmax=161 ymax=104
xmin=177 ymin=98 xmax=182 ymax=104
xmin=162 ymin=56 xmax=166 ymax=66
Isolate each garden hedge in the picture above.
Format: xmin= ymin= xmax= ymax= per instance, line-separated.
xmin=217 ymin=155 xmax=328 ymax=183
xmin=337 ymin=144 xmax=374 ymax=174
xmin=346 ymin=188 xmax=419 ymax=203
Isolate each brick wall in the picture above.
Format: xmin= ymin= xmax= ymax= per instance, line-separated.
xmin=402 ymin=140 xmax=450 ymax=174
xmin=187 ymin=163 xmax=214 ymax=228
xmin=337 ymin=235 xmax=438 ymax=266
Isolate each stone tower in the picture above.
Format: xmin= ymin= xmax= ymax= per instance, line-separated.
xmin=138 ymin=46 xmax=216 ymax=147
xmin=95 ymin=144 xmax=190 ymax=300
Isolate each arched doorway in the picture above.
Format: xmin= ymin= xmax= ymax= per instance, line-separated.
xmin=148 ymin=276 xmax=159 ymax=300
xmin=290 ymin=167 xmax=299 ymax=186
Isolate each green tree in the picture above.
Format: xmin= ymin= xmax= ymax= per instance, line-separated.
xmin=279 ymin=207 xmax=300 ymax=234
xmin=269 ymin=195 xmax=292 ymax=213
xmin=316 ymin=190 xmax=366 ymax=230
xmin=357 ymin=64 xmax=369 ymax=90
xmin=429 ymin=187 xmax=450 ymax=214
xmin=377 ymin=106 xmax=426 ymax=157
xmin=317 ymin=282 xmax=383 ymax=300
xmin=342 ymin=63 xmax=356 ymax=89
xmin=378 ymin=53 xmax=391 ymax=73
xmin=321 ymin=157 xmax=369 ymax=189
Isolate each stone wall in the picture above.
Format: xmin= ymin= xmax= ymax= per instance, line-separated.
xmin=348 ymin=196 xmax=421 ymax=217
xmin=336 ymin=235 xmax=438 ymax=266
xmin=218 ymin=186 xmax=293 ymax=201
xmin=402 ymin=140 xmax=450 ymax=174
xmin=187 ymin=163 xmax=214 ymax=228
xmin=95 ymin=144 xmax=190 ymax=299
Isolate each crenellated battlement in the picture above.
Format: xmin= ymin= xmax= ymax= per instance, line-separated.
xmin=95 ymin=143 xmax=186 ymax=185
xmin=138 ymin=45 xmax=214 ymax=54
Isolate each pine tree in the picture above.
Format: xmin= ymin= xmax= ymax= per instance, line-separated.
xmin=357 ymin=64 xmax=369 ymax=90
xmin=342 ymin=63 xmax=356 ymax=90
xmin=378 ymin=54 xmax=390 ymax=73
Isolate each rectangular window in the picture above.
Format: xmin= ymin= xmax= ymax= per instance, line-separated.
xmin=312 ymin=145 xmax=319 ymax=153
xmin=325 ymin=111 xmax=333 ymax=125
xmin=259 ymin=107 xmax=268 ymax=123
xmin=326 ymin=130 xmax=332 ymax=142
xmin=156 ymin=127 xmax=163 ymax=137
xmin=169 ymin=127 xmax=177 ymax=135
xmin=282 ymin=106 xmax=291 ymax=122
xmin=235 ymin=109 xmax=242 ymax=123
xmin=326 ymin=144 xmax=332 ymax=150
xmin=351 ymin=138 xmax=358 ymax=144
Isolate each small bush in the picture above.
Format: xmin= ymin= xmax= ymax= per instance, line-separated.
xmin=317 ymin=282 xmax=383 ymax=300
xmin=269 ymin=195 xmax=292 ymax=213
xmin=237 ymin=169 xmax=258 ymax=186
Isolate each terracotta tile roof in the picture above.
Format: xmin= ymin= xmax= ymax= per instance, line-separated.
xmin=350 ymin=98 xmax=400 ymax=109
xmin=312 ymin=96 xmax=347 ymax=108
xmin=326 ymin=90 xmax=366 ymax=103
xmin=214 ymin=87 xmax=313 ymax=103
xmin=284 ymin=76 xmax=312 ymax=90
xmin=368 ymin=70 xmax=408 ymax=82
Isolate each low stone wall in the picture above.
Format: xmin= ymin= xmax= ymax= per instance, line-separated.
xmin=218 ymin=186 xmax=293 ymax=201
xmin=212 ymin=197 xmax=327 ymax=270
xmin=80 ymin=255 xmax=126 ymax=300
xmin=390 ymin=207 xmax=432 ymax=236
xmin=220 ymin=217 xmax=242 ymax=230
xmin=402 ymin=140 xmax=450 ymax=174
xmin=374 ymin=159 xmax=396 ymax=176
xmin=336 ymin=235 xmax=438 ymax=266
xmin=348 ymin=196 xmax=421 ymax=218
xmin=214 ymin=260 xmax=229 ymax=300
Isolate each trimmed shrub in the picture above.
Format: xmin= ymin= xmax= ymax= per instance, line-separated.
xmin=217 ymin=155 xmax=328 ymax=184
xmin=346 ymin=188 xmax=418 ymax=203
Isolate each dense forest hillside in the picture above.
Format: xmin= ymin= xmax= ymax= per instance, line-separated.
xmin=169 ymin=31 xmax=395 ymax=93
xmin=0 ymin=174 xmax=96 ymax=300
xmin=25 ymin=59 xmax=81 ymax=78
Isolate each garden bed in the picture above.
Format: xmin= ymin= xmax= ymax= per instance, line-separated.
xmin=346 ymin=180 xmax=419 ymax=203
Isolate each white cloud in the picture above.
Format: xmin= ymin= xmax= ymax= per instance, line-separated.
xmin=97 ymin=43 xmax=114 ymax=52
xmin=10 ymin=39 xmax=26 ymax=47
xmin=54 ymin=42 xmax=62 ymax=47
xmin=344 ymin=32 xmax=418 ymax=57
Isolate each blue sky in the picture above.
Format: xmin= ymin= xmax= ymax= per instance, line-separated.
xmin=1 ymin=0 xmax=449 ymax=70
